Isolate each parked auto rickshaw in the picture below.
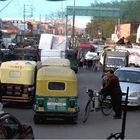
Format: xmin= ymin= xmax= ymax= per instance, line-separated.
xmin=33 ymin=66 xmax=79 ymax=124
xmin=0 ymin=60 xmax=37 ymax=106
xmin=65 ymin=49 xmax=78 ymax=73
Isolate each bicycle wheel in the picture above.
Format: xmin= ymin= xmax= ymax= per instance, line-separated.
xmin=101 ymin=96 xmax=113 ymax=116
xmin=83 ymin=100 xmax=91 ymax=123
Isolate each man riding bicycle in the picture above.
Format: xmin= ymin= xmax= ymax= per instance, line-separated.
xmin=101 ymin=69 xmax=122 ymax=119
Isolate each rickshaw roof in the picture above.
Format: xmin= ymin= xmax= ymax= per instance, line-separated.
xmin=1 ymin=60 xmax=36 ymax=69
xmin=41 ymin=58 xmax=70 ymax=67
xmin=77 ymin=42 xmax=92 ymax=48
xmin=37 ymin=66 xmax=77 ymax=81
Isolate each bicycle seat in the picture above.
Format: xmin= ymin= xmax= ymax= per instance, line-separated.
xmin=86 ymin=89 xmax=93 ymax=93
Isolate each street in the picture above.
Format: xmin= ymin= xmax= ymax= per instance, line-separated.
xmin=3 ymin=68 xmax=140 ymax=139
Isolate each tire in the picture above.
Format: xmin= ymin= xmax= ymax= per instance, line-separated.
xmin=83 ymin=101 xmax=91 ymax=123
xmin=101 ymin=96 xmax=112 ymax=116
xmin=33 ymin=114 xmax=42 ymax=124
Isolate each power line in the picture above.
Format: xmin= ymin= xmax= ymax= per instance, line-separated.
xmin=0 ymin=0 xmax=14 ymax=13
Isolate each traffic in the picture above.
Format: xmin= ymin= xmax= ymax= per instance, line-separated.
xmin=0 ymin=0 xmax=140 ymax=139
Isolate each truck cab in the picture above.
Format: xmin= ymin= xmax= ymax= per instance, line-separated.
xmin=103 ymin=49 xmax=129 ymax=72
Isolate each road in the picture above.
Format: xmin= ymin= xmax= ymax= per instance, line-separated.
xmin=3 ymin=68 xmax=140 ymax=139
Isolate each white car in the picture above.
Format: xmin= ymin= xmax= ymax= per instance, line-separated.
xmin=114 ymin=67 xmax=140 ymax=107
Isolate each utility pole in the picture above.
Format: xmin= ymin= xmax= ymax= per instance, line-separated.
xmin=23 ymin=3 xmax=33 ymax=37
xmin=71 ymin=0 xmax=75 ymax=48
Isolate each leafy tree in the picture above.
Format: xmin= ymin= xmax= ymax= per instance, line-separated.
xmin=86 ymin=0 xmax=140 ymax=41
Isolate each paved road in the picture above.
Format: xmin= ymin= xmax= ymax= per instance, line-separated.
xmin=4 ymin=68 xmax=140 ymax=139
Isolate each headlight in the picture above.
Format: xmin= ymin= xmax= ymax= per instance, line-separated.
xmin=129 ymin=92 xmax=140 ymax=97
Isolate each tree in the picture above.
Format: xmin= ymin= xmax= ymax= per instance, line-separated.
xmin=85 ymin=0 xmax=140 ymax=41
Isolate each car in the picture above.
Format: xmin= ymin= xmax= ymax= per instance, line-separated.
xmin=0 ymin=105 xmax=34 ymax=139
xmin=114 ymin=67 xmax=140 ymax=107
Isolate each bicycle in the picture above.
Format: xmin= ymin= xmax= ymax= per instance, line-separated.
xmin=83 ymin=89 xmax=112 ymax=123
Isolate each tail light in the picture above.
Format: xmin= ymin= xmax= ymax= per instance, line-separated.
xmin=69 ymin=100 xmax=75 ymax=108
xmin=39 ymin=99 xmax=44 ymax=107
xmin=38 ymin=99 xmax=44 ymax=112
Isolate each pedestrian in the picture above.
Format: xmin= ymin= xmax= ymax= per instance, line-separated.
xmin=94 ymin=52 xmax=100 ymax=71
xmin=101 ymin=69 xmax=122 ymax=119
xmin=116 ymin=37 xmax=125 ymax=45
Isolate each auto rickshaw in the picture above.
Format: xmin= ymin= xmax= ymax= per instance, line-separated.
xmin=0 ymin=60 xmax=37 ymax=106
xmin=33 ymin=66 xmax=79 ymax=124
xmin=65 ymin=49 xmax=78 ymax=73
xmin=41 ymin=58 xmax=70 ymax=67
xmin=36 ymin=58 xmax=71 ymax=70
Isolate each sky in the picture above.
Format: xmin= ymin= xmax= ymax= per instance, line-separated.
xmin=0 ymin=0 xmax=113 ymax=28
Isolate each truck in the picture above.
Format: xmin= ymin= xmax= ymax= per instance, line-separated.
xmin=102 ymin=49 xmax=129 ymax=72
xmin=38 ymin=34 xmax=66 ymax=62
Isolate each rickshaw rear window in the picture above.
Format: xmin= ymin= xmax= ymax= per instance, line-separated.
xmin=48 ymin=82 xmax=65 ymax=90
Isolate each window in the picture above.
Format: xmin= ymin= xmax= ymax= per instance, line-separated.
xmin=106 ymin=57 xmax=125 ymax=66
xmin=48 ymin=82 xmax=65 ymax=90
xmin=115 ymin=70 xmax=140 ymax=83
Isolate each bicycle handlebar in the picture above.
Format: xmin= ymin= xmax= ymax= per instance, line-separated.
xmin=107 ymin=132 xmax=122 ymax=139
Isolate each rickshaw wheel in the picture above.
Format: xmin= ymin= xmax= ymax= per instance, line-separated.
xmin=33 ymin=115 xmax=42 ymax=124
xmin=65 ymin=117 xmax=78 ymax=124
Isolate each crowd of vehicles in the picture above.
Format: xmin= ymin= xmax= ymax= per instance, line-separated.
xmin=0 ymin=34 xmax=140 ymax=138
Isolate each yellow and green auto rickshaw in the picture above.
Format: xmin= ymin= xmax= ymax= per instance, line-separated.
xmin=33 ymin=66 xmax=79 ymax=124
xmin=36 ymin=58 xmax=71 ymax=70
xmin=0 ymin=60 xmax=37 ymax=106
xmin=41 ymin=58 xmax=71 ymax=67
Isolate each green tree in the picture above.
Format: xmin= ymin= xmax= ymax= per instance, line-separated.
xmin=86 ymin=0 xmax=140 ymax=41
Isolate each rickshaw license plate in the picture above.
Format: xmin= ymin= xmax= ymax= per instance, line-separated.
xmin=47 ymin=98 xmax=67 ymax=111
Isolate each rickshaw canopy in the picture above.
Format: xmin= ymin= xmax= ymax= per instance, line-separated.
xmin=36 ymin=66 xmax=77 ymax=97
xmin=0 ymin=60 xmax=36 ymax=84
xmin=41 ymin=58 xmax=70 ymax=67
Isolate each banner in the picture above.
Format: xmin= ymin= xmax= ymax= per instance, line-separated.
xmin=113 ymin=23 xmax=131 ymax=42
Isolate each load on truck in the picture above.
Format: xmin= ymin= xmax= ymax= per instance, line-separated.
xmin=115 ymin=45 xmax=140 ymax=67
xmin=103 ymin=50 xmax=129 ymax=72
xmin=38 ymin=34 xmax=66 ymax=62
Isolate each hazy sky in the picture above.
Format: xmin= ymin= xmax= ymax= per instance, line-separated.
xmin=0 ymin=0 xmax=113 ymax=28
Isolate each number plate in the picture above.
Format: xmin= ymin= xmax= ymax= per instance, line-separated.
xmin=47 ymin=98 xmax=67 ymax=112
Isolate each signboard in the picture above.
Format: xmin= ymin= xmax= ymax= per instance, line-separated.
xmin=113 ymin=23 xmax=131 ymax=42
xmin=66 ymin=6 xmax=120 ymax=18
